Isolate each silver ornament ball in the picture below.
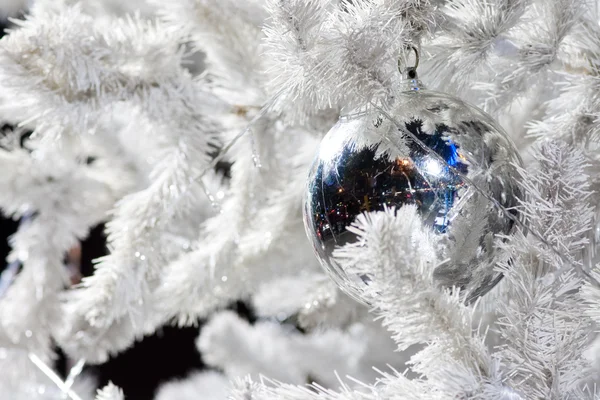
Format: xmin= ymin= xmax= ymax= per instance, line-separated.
xmin=303 ymin=87 xmax=523 ymax=305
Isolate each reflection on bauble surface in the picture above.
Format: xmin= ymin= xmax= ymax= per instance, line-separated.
xmin=303 ymin=90 xmax=522 ymax=304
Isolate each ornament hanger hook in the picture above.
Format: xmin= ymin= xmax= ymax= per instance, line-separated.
xmin=398 ymin=45 xmax=421 ymax=86
xmin=398 ymin=45 xmax=419 ymax=75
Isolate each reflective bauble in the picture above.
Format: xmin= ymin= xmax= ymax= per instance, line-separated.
xmin=303 ymin=88 xmax=523 ymax=304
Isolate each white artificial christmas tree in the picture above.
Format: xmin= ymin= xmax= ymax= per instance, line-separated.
xmin=0 ymin=0 xmax=599 ymax=399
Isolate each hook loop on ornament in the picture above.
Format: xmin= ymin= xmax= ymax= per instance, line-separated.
xmin=398 ymin=45 xmax=422 ymax=90
xmin=398 ymin=45 xmax=419 ymax=79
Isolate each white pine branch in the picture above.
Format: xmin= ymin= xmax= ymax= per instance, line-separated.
xmin=0 ymin=6 xmax=195 ymax=134
xmin=153 ymin=126 xmax=320 ymax=324
xmin=262 ymin=0 xmax=337 ymax=118
xmin=155 ymin=371 xmax=230 ymax=400
xmin=198 ymin=310 xmax=403 ymax=388
xmin=0 ymin=347 xmax=97 ymax=400
xmin=0 ymin=134 xmax=133 ymax=359
xmin=527 ymin=73 xmax=600 ymax=156
xmin=95 ymin=382 xmax=124 ymax=400
xmin=229 ymin=374 xmax=435 ymax=400
xmin=0 ymin=6 xmax=227 ymax=360
xmin=474 ymin=0 xmax=583 ymax=111
xmin=583 ymin=267 xmax=600 ymax=326
xmin=333 ymin=206 xmax=503 ymax=397
xmin=263 ymin=0 xmax=436 ymax=119
xmin=496 ymin=140 xmax=596 ymax=399
xmin=252 ymin=273 xmax=366 ymax=330
xmin=515 ymin=140 xmax=594 ymax=266
xmin=154 ymin=0 xmax=268 ymax=105
xmin=425 ymin=0 xmax=528 ymax=95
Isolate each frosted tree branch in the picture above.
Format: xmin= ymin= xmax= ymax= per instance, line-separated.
xmin=333 ymin=206 xmax=504 ymax=397
xmin=95 ymin=382 xmax=123 ymax=400
xmin=496 ymin=140 xmax=596 ymax=399
xmin=0 ymin=5 xmax=226 ymax=361
xmin=197 ymin=310 xmax=402 ymax=388
xmin=264 ymin=0 xmax=437 ymax=118
xmin=155 ymin=371 xmax=230 ymax=400
xmin=0 ymin=131 xmax=133 ymax=359
xmin=473 ymin=0 xmax=583 ymax=111
xmin=252 ymin=273 xmax=367 ymax=330
xmin=425 ymin=0 xmax=528 ymax=95
xmin=153 ymin=128 xmax=321 ymax=324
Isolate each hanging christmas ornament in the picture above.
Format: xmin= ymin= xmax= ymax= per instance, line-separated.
xmin=303 ymin=47 xmax=523 ymax=305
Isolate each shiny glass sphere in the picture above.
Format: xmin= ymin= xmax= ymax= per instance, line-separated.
xmin=303 ymin=88 xmax=523 ymax=304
